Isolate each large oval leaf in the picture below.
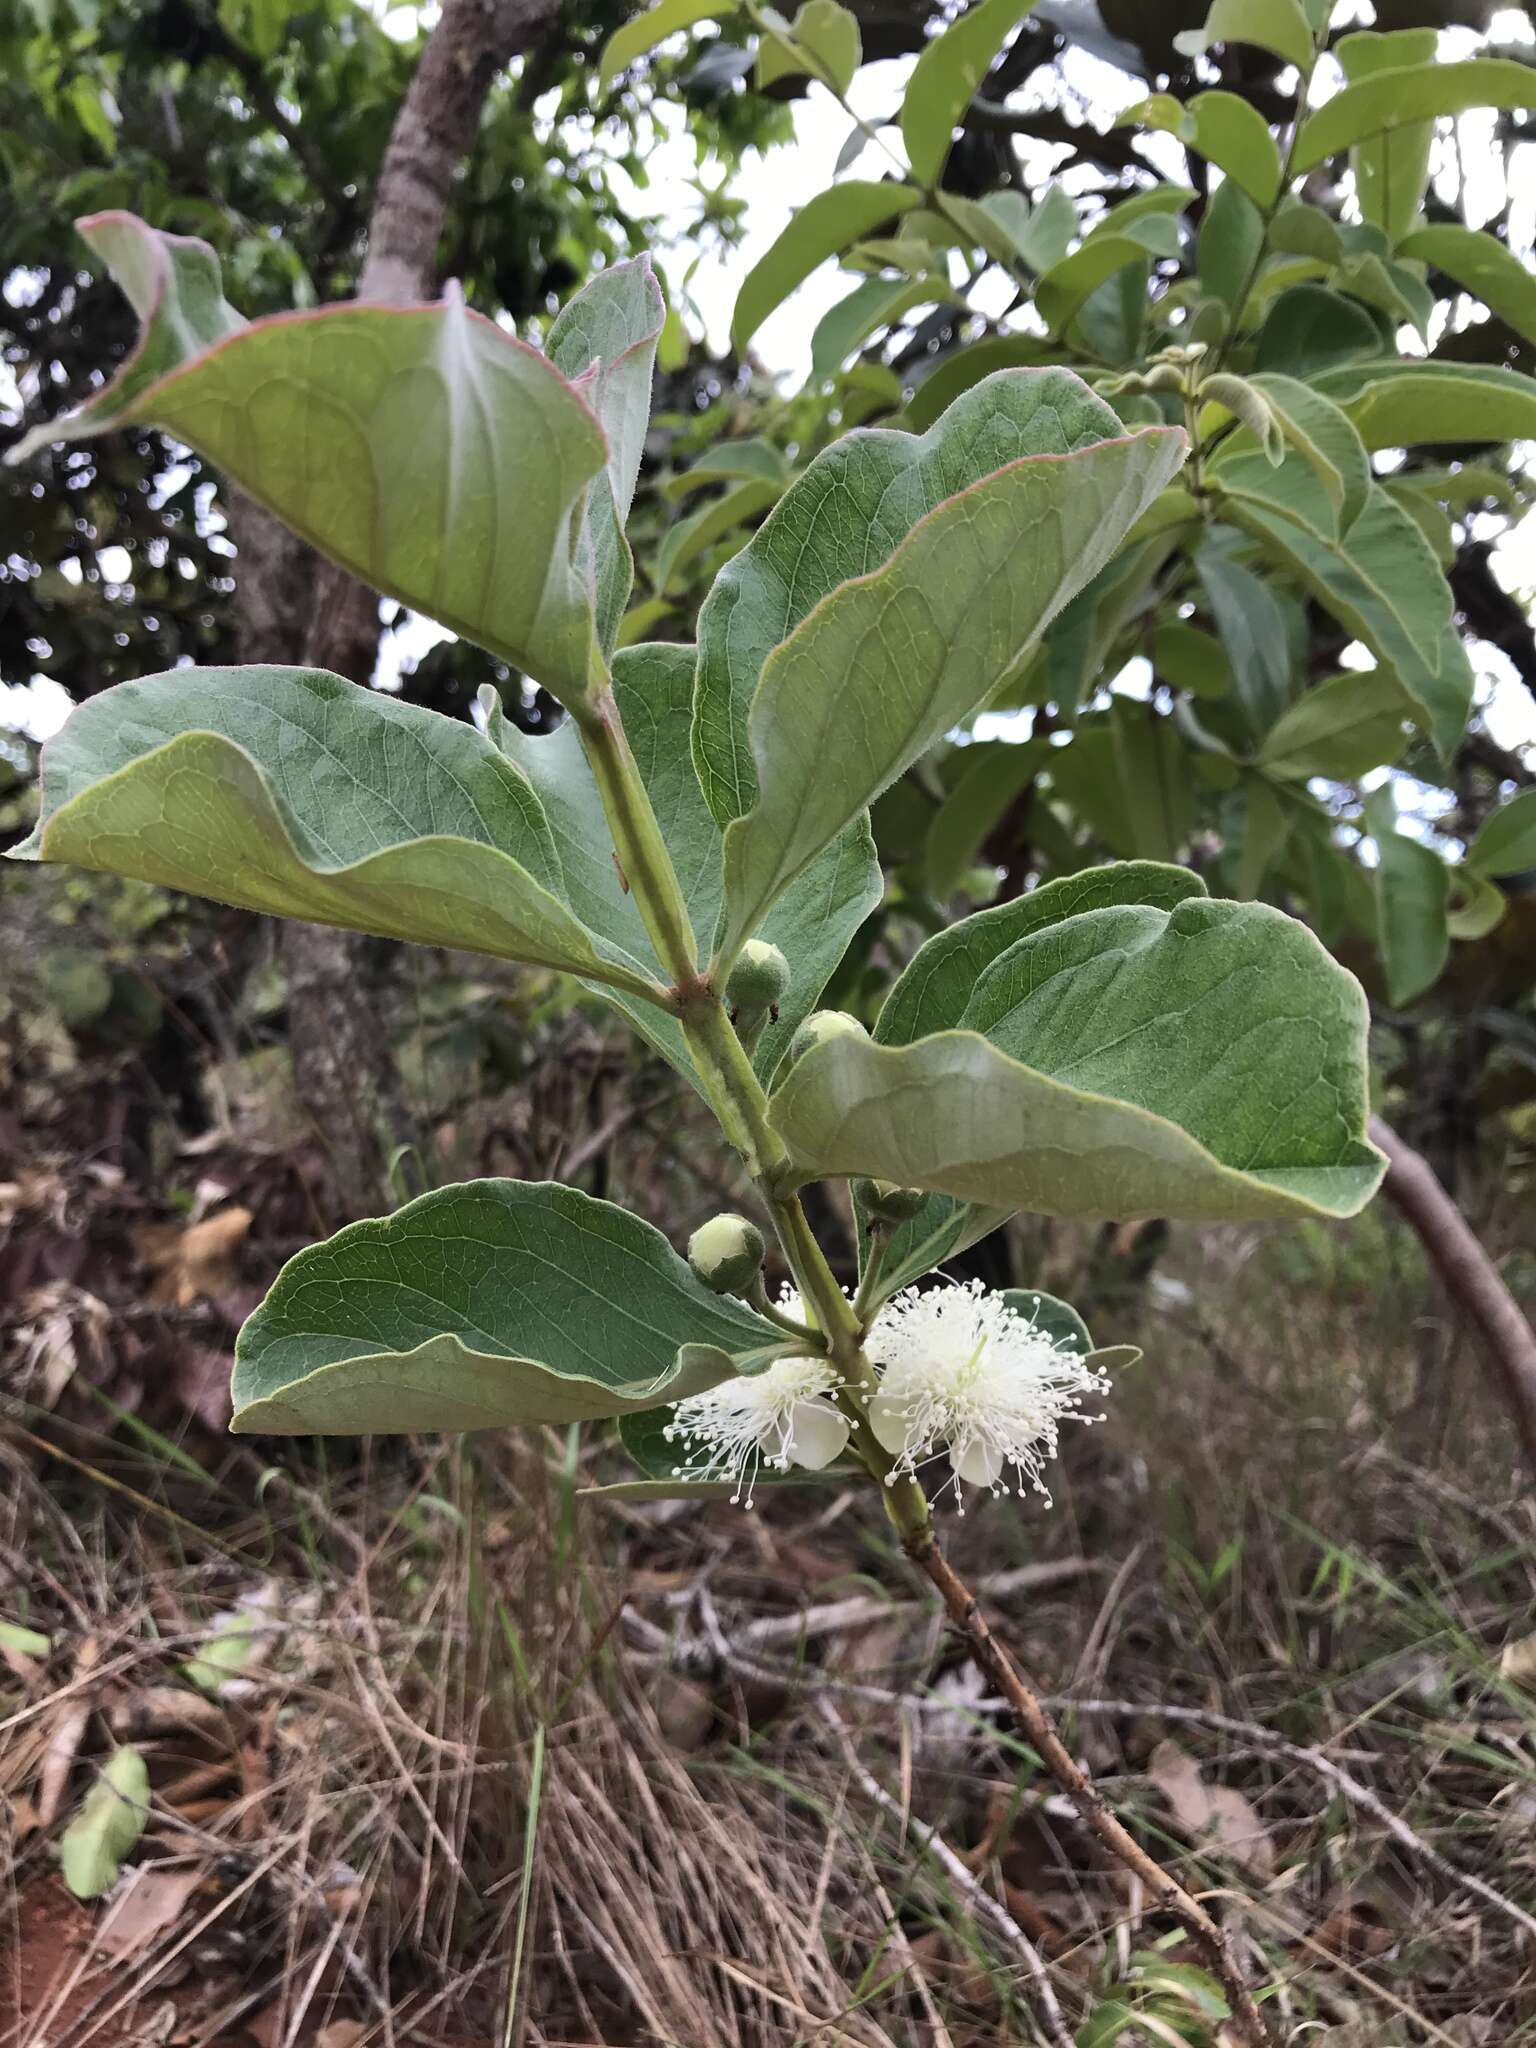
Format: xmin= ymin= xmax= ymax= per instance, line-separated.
xmin=9 ymin=214 xmax=612 ymax=707
xmin=232 ymin=1180 xmax=780 ymax=1433
xmin=1312 ymin=359 xmax=1536 ymax=452
xmin=861 ymin=862 xmax=1208 ymax=1296
xmin=773 ymin=896 xmax=1384 ymax=1223
xmin=1292 ymin=58 xmax=1536 ymax=176
xmin=12 ymin=666 xmax=660 ymax=1000
xmin=697 ymin=370 xmax=1186 ymax=966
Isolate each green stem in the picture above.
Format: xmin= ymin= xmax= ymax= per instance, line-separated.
xmin=575 ymin=685 xmax=700 ymax=992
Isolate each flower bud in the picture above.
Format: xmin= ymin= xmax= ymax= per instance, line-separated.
xmin=687 ymin=1212 xmax=766 ymax=1297
xmin=724 ymin=940 xmax=791 ymax=1017
xmin=855 ymin=1178 xmax=925 ymax=1224
xmin=789 ymin=1009 xmax=868 ymax=1064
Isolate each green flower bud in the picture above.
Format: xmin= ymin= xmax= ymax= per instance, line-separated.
xmin=854 ymin=1178 xmax=925 ymax=1224
xmin=789 ymin=1009 xmax=868 ymax=1064
xmin=687 ymin=1212 xmax=766 ymax=1296
xmin=724 ymin=940 xmax=791 ymax=1016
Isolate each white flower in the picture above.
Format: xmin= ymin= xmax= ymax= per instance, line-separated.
xmin=665 ymin=1293 xmax=850 ymax=1505
xmin=865 ymin=1279 xmax=1109 ymax=1509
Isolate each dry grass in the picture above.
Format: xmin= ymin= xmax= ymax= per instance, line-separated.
xmin=2 ymin=1206 xmax=1535 ymax=2046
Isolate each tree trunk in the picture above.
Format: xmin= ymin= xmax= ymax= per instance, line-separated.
xmin=226 ymin=0 xmax=560 ymax=1219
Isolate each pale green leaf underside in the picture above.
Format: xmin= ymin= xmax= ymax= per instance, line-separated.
xmin=232 ymin=1180 xmax=779 ymax=1433
xmin=12 ymin=216 xmax=611 ymax=707
xmin=861 ymin=861 xmax=1209 ymax=1296
xmin=13 ymin=666 xmax=658 ymax=999
xmin=709 ymin=373 xmax=1186 ymax=964
xmin=491 ymin=645 xmax=881 ymax=1081
xmin=780 ymin=896 xmax=1383 ymax=1224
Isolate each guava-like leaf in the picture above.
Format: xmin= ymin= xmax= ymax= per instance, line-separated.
xmin=11 ymin=666 xmax=659 ymax=999
xmin=900 ymin=0 xmax=1041 ymax=188
xmin=231 ymin=1180 xmax=780 ymax=1433
xmin=61 ymin=1749 xmax=150 ymax=1901
xmin=1118 ymin=90 xmax=1281 ymax=207
xmin=1173 ymin=0 xmax=1314 ymax=72
xmin=860 ymin=862 xmax=1207 ymax=1297
xmin=1366 ymin=788 xmax=1449 ymax=1006
xmin=599 ymin=0 xmax=723 ymax=83
xmin=1257 ymin=670 xmax=1412 ymax=780
xmin=776 ymin=895 xmax=1384 ymax=1224
xmin=582 ymin=1400 xmax=859 ymax=1501
xmin=1292 ymin=58 xmax=1536 ymax=176
xmin=1312 ymin=359 xmax=1536 ymax=451
xmin=547 ymin=257 xmax=666 ymax=653
xmin=8 ymin=214 xmax=610 ymax=706
xmin=1218 ymin=461 xmax=1472 ymax=760
xmin=1214 ymin=373 xmax=1370 ymax=531
xmin=731 ymin=183 xmax=923 ymax=353
xmin=487 ymin=644 xmax=880 ymax=1081
xmin=693 ymin=369 xmax=1186 ymax=965
xmin=1467 ymin=790 xmax=1536 ymax=877
xmin=1398 ymin=224 xmax=1536 ymax=348
xmin=1336 ymin=29 xmax=1437 ymax=243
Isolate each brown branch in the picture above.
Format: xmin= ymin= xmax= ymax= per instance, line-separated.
xmin=1370 ymin=1115 xmax=1536 ymax=1483
xmin=904 ymin=1530 xmax=1275 ymax=2048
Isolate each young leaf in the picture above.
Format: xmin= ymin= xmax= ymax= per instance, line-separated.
xmin=599 ymin=0 xmax=730 ymax=85
xmin=1397 ymin=224 xmax=1536 ymax=348
xmin=547 ymin=257 xmax=666 ymax=653
xmin=774 ymin=896 xmax=1385 ymax=1223
xmin=10 ymin=666 xmax=662 ymax=999
xmin=1118 ymin=90 xmax=1282 ymax=208
xmin=1257 ymin=670 xmax=1412 ymax=780
xmin=10 ymin=215 xmax=612 ymax=707
xmin=1218 ymin=462 xmax=1473 ymax=759
xmin=696 ymin=370 xmax=1186 ymax=966
xmin=1467 ymin=790 xmax=1536 ymax=877
xmin=1173 ymin=0 xmax=1315 ymax=73
xmin=1314 ymin=359 xmax=1536 ymax=451
xmin=1366 ymin=788 xmax=1450 ymax=1006
xmin=231 ymin=1180 xmax=782 ymax=1433
xmin=1293 ymin=58 xmax=1536 ymax=175
xmin=732 ymin=183 xmax=923 ymax=352
xmin=1241 ymin=372 xmax=1370 ymax=529
xmin=900 ymin=0 xmax=1041 ymax=189
xmin=1336 ymin=29 xmax=1437 ymax=243
xmin=489 ymin=644 xmax=880 ymax=1084
xmin=757 ymin=0 xmax=861 ymax=93
xmin=61 ymin=1749 xmax=150 ymax=1901
xmin=860 ymin=861 xmax=1208 ymax=1297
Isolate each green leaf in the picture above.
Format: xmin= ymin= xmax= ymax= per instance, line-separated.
xmin=901 ymin=0 xmax=1041 ymax=187
xmin=1200 ymin=373 xmax=1283 ymax=465
xmin=1445 ymin=866 xmax=1505 ymax=941
xmin=1154 ymin=622 xmax=1232 ymax=700
xmin=775 ymin=894 xmax=1384 ymax=1222
xmin=1255 ymin=283 xmax=1382 ymax=377
xmin=547 ymin=257 xmax=665 ymax=653
xmin=1118 ymin=91 xmax=1282 ymax=208
xmin=1293 ymin=58 xmax=1536 ymax=175
xmin=903 ymin=333 xmax=1064 ymax=431
xmin=1173 ymin=0 xmax=1315 ymax=73
xmin=923 ymin=738 xmax=1046 ymax=897
xmin=811 ymin=274 xmax=942 ymax=380
xmin=10 ymin=667 xmax=661 ymax=999
xmin=599 ymin=0 xmax=731 ymax=84
xmin=1037 ymin=210 xmax=1187 ymax=335
xmin=1243 ymin=372 xmax=1370 ymax=530
xmin=231 ymin=1180 xmax=781 ymax=1433
xmin=182 ymin=1614 xmax=257 ymax=1695
xmin=1232 ymin=773 xmax=1290 ymax=898
xmin=61 ymin=1749 xmax=150 ymax=1901
xmin=654 ymin=476 xmax=782 ymax=593
xmin=862 ymin=862 xmax=1207 ymax=1296
xmin=1468 ymin=789 xmax=1536 ymax=877
xmin=587 ymin=1401 xmax=857 ymax=1500
xmin=1198 ymin=178 xmax=1264 ymax=313
xmin=1366 ymin=788 xmax=1449 ymax=1006
xmin=732 ymin=183 xmax=923 ymax=353
xmin=1048 ymin=703 xmax=1196 ymax=861
xmin=999 ymin=1288 xmax=1092 ymax=1356
xmin=1218 ymin=463 xmax=1473 ymax=758
xmin=1315 ymin=358 xmax=1536 ymax=451
xmin=757 ymin=0 xmax=861 ymax=92
xmin=0 ymin=1621 xmax=51 ymax=1658
xmin=1397 ymin=223 xmax=1536 ymax=346
xmin=1257 ymin=670 xmax=1412 ymax=780
xmin=697 ymin=371 xmax=1186 ymax=965
xmin=10 ymin=216 xmax=612 ymax=708
xmin=1197 ymin=551 xmax=1292 ymax=738
xmin=663 ymin=439 xmax=790 ymax=499
xmin=1336 ymin=29 xmax=1438 ymax=243
xmin=488 ymin=644 xmax=880 ymax=1085
xmin=1268 ymin=199 xmax=1343 ymax=265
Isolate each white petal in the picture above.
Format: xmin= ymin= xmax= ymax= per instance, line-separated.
xmin=951 ymin=1435 xmax=1005 ymax=1488
xmin=867 ymin=1394 xmax=911 ymax=1455
xmin=785 ymin=1400 xmax=850 ymax=1471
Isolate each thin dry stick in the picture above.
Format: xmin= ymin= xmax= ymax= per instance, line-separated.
xmin=814 ymin=1696 xmax=1074 ymax=2048
xmin=1371 ymin=1114 xmax=1536 ymax=1481
xmin=904 ymin=1532 xmax=1274 ymax=2048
